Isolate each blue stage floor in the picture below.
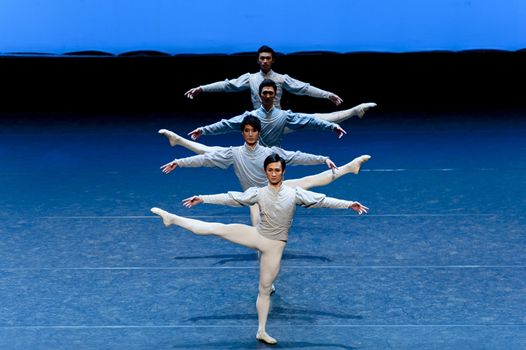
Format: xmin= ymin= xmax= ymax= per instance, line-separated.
xmin=0 ymin=110 xmax=525 ymax=349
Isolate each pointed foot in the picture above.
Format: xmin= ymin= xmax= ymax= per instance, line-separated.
xmin=151 ymin=207 xmax=174 ymax=227
xmin=158 ymin=129 xmax=180 ymax=147
xmin=347 ymin=154 xmax=371 ymax=174
xmin=356 ymin=102 xmax=377 ymax=118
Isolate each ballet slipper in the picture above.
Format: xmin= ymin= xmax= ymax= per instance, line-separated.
xmin=256 ymin=331 xmax=277 ymax=345
xmin=158 ymin=129 xmax=180 ymax=147
xmin=355 ymin=102 xmax=377 ymax=118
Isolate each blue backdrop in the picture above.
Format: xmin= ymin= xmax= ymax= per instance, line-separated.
xmin=1 ymin=0 xmax=524 ymax=54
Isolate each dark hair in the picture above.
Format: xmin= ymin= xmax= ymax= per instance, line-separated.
xmin=259 ymin=79 xmax=277 ymax=95
xmin=240 ymin=115 xmax=261 ymax=132
xmin=257 ymin=45 xmax=275 ymax=57
xmin=264 ymin=153 xmax=286 ymax=171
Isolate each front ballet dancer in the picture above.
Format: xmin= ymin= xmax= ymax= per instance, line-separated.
xmin=151 ymin=153 xmax=369 ymax=345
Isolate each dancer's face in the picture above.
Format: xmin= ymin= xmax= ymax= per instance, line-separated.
xmin=242 ymin=124 xmax=259 ymax=146
xmin=257 ymin=52 xmax=274 ymax=72
xmin=260 ymin=86 xmax=276 ymax=108
xmin=265 ymin=161 xmax=284 ymax=185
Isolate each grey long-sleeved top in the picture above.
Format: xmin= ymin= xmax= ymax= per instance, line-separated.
xmin=175 ymin=143 xmax=329 ymax=191
xmin=201 ymin=185 xmax=352 ymax=241
xmin=201 ymin=106 xmax=337 ymax=147
xmin=176 ymin=142 xmax=328 ymax=190
xmin=200 ymin=70 xmax=333 ymax=109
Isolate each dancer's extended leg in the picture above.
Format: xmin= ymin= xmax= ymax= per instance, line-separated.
xmin=283 ymin=102 xmax=376 ymax=134
xmin=158 ymin=129 xmax=222 ymax=154
xmin=151 ymin=207 xmax=261 ymax=248
xmin=284 ymin=155 xmax=371 ymax=190
xmin=313 ymin=102 xmax=377 ymax=123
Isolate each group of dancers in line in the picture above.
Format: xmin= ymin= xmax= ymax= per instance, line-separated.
xmin=150 ymin=45 xmax=376 ymax=345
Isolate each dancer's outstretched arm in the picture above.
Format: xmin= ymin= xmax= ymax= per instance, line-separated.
xmin=284 ymin=111 xmax=347 ymax=139
xmin=160 ymin=148 xmax=233 ymax=174
xmin=295 ymin=187 xmax=369 ymax=215
xmin=283 ymin=74 xmax=343 ymax=106
xmin=184 ymin=73 xmax=250 ymax=99
xmin=271 ymin=146 xmax=336 ymax=172
xmin=183 ymin=187 xmax=259 ymax=208
xmin=188 ymin=112 xmax=249 ymax=140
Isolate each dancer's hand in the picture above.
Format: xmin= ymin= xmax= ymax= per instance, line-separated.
xmin=160 ymin=161 xmax=178 ymax=174
xmin=349 ymin=201 xmax=369 ymax=215
xmin=188 ymin=127 xmax=203 ymax=140
xmin=329 ymin=93 xmax=343 ymax=106
xmin=184 ymin=86 xmax=203 ymax=99
xmin=334 ymin=124 xmax=347 ymax=139
xmin=183 ymin=196 xmax=203 ymax=208
xmin=325 ymin=159 xmax=338 ymax=174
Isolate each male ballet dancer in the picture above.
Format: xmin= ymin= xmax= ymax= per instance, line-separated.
xmin=151 ymin=153 xmax=369 ymax=345
xmin=188 ymin=79 xmax=374 ymax=146
xmin=185 ymin=44 xmax=375 ymax=116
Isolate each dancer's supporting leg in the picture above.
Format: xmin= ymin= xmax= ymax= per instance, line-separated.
xmin=283 ymin=102 xmax=376 ymax=134
xmin=256 ymin=242 xmax=285 ymax=345
xmin=284 ymin=155 xmax=370 ymax=190
xmin=151 ymin=207 xmax=283 ymax=345
xmin=158 ymin=129 xmax=223 ymax=154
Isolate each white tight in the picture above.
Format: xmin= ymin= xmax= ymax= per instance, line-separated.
xmin=156 ymin=210 xmax=285 ymax=334
xmin=173 ymin=137 xmax=223 ymax=155
xmin=284 ymin=168 xmax=347 ymax=190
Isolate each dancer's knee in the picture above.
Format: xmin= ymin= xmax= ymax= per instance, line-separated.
xmin=259 ymin=283 xmax=273 ymax=297
xmin=258 ymin=274 xmax=275 ymax=296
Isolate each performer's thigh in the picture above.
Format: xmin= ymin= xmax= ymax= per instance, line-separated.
xmin=283 ymin=178 xmax=300 ymax=188
xmin=259 ymin=240 xmax=286 ymax=288
xmin=201 ymin=145 xmax=224 ymax=154
xmin=213 ymin=223 xmax=263 ymax=250
xmin=284 ymin=170 xmax=334 ymax=190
